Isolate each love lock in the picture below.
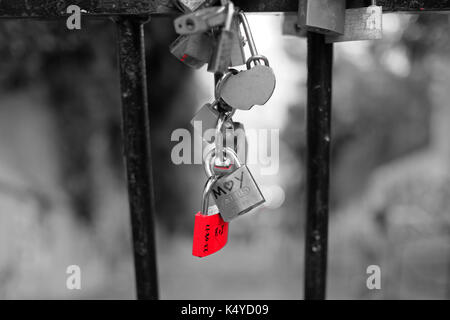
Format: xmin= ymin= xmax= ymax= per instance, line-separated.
xmin=204 ymin=147 xmax=265 ymax=222
xmin=219 ymin=56 xmax=276 ymax=110
xmin=192 ymin=175 xmax=229 ymax=258
xmin=218 ymin=11 xmax=276 ymax=111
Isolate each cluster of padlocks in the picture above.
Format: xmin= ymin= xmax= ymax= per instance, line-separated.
xmin=170 ymin=0 xmax=276 ymax=257
xmin=169 ymin=0 xmax=383 ymax=258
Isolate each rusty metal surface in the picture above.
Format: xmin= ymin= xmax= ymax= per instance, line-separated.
xmin=0 ymin=0 xmax=450 ymax=18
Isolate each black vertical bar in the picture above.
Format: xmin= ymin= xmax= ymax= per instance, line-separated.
xmin=304 ymin=32 xmax=333 ymax=300
xmin=116 ymin=16 xmax=159 ymax=300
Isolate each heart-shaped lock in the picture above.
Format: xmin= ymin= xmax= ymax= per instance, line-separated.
xmin=218 ymin=56 xmax=276 ymax=110
xmin=217 ymin=11 xmax=276 ymax=110
xmin=192 ymin=176 xmax=229 ymax=257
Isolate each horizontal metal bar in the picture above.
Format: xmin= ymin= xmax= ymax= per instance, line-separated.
xmin=0 ymin=0 xmax=449 ymax=18
xmin=0 ymin=0 xmax=157 ymax=18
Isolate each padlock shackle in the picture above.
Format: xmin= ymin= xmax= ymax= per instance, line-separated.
xmin=246 ymin=54 xmax=270 ymax=69
xmin=238 ymin=11 xmax=258 ymax=58
xmin=204 ymin=147 xmax=242 ymax=178
xmin=201 ymin=175 xmax=219 ymax=216
xmin=215 ymin=111 xmax=232 ymax=166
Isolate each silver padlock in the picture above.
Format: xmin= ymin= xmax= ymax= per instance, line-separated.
xmin=170 ymin=33 xmax=214 ymax=69
xmin=326 ymin=1 xmax=383 ymax=43
xmin=174 ymin=6 xmax=227 ymax=35
xmin=207 ymin=2 xmax=236 ymax=74
xmin=298 ymin=0 xmax=346 ymax=36
xmin=191 ymin=98 xmax=235 ymax=143
xmin=191 ymin=102 xmax=220 ymax=143
xmin=191 ymin=71 xmax=237 ymax=142
xmin=217 ymin=11 xmax=276 ymax=110
xmin=204 ymin=147 xmax=265 ymax=222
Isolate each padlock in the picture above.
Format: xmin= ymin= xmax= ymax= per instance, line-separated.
xmin=207 ymin=2 xmax=236 ymax=74
xmin=191 ymin=72 xmax=237 ymax=143
xmin=326 ymin=1 xmax=383 ymax=43
xmin=192 ymin=176 xmax=229 ymax=258
xmin=191 ymin=98 xmax=235 ymax=143
xmin=174 ymin=6 xmax=227 ymax=35
xmin=169 ymin=33 xmax=214 ymax=69
xmin=298 ymin=0 xmax=346 ymax=36
xmin=218 ymin=56 xmax=276 ymax=110
xmin=217 ymin=11 xmax=276 ymax=110
xmin=205 ymin=147 xmax=265 ymax=222
xmin=176 ymin=0 xmax=219 ymax=13
xmin=191 ymin=101 xmax=220 ymax=142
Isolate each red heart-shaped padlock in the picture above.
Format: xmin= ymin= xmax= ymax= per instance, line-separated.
xmin=192 ymin=212 xmax=229 ymax=258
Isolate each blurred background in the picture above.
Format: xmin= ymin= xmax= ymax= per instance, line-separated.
xmin=0 ymin=12 xmax=449 ymax=300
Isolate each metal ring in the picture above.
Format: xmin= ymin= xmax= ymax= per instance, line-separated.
xmin=204 ymin=147 xmax=242 ymax=178
xmin=215 ymin=111 xmax=235 ymax=165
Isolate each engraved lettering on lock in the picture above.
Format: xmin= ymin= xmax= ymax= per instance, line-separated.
xmin=223 ymin=194 xmax=237 ymax=208
xmin=235 ymin=171 xmax=244 ymax=189
xmin=215 ymin=224 xmax=224 ymax=236
xmin=213 ymin=172 xmax=245 ymax=199
xmin=203 ymin=224 xmax=211 ymax=252
xmin=221 ymin=186 xmax=250 ymax=209
xmin=223 ymin=181 xmax=234 ymax=191
xmin=236 ymin=186 xmax=250 ymax=198
xmin=213 ymin=186 xmax=227 ymax=199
